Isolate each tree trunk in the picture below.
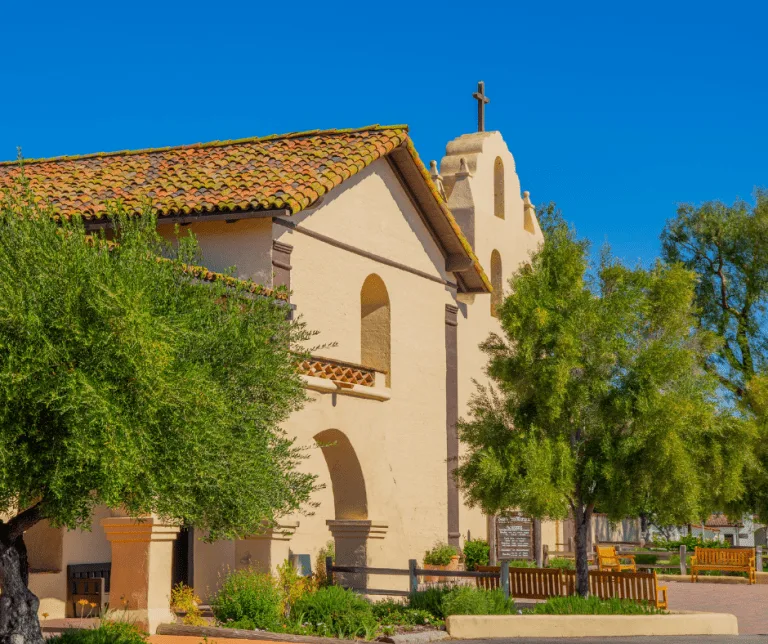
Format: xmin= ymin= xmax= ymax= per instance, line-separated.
xmin=0 ymin=529 xmax=43 ymax=644
xmin=573 ymin=503 xmax=593 ymax=598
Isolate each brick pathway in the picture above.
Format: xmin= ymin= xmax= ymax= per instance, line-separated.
xmin=666 ymin=580 xmax=768 ymax=635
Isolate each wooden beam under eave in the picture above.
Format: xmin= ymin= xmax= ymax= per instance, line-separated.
xmin=83 ymin=208 xmax=290 ymax=230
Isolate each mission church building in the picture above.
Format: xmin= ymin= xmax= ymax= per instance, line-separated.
xmin=2 ymin=105 xmax=559 ymax=630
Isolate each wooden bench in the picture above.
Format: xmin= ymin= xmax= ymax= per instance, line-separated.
xmin=596 ymin=545 xmax=637 ymax=573
xmin=564 ymin=570 xmax=667 ymax=609
xmin=66 ymin=563 xmax=111 ymax=617
xmin=475 ymin=565 xmax=667 ymax=609
xmin=475 ymin=565 xmax=500 ymax=590
xmin=691 ymin=547 xmax=756 ymax=584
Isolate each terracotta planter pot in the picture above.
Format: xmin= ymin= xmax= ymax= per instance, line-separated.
xmin=423 ymin=555 xmax=462 ymax=583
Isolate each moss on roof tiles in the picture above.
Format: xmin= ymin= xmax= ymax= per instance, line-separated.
xmin=0 ymin=124 xmax=490 ymax=292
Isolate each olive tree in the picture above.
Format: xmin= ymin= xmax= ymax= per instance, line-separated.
xmin=0 ymin=179 xmax=316 ymax=644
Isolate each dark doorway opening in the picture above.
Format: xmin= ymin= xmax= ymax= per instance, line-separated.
xmin=172 ymin=527 xmax=194 ymax=588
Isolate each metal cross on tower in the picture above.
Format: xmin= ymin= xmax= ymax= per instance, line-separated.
xmin=472 ymin=81 xmax=490 ymax=132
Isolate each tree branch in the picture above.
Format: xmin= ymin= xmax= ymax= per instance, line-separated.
xmin=7 ymin=503 xmax=43 ymax=542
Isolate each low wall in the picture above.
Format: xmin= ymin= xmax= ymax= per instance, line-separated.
xmin=29 ymin=571 xmax=66 ymax=619
xmin=445 ymin=612 xmax=738 ymax=638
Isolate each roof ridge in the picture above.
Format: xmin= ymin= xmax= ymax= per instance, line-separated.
xmin=1 ymin=124 xmax=410 ymax=167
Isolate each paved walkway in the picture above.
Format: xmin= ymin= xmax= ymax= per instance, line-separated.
xmin=149 ymin=637 xmax=285 ymax=644
xmin=665 ymin=580 xmax=768 ymax=635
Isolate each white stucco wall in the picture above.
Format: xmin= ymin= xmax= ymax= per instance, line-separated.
xmin=440 ymin=132 xmax=544 ymax=544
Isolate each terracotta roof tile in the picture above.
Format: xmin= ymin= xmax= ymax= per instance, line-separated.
xmin=0 ymin=125 xmax=490 ymax=292
xmin=0 ymin=126 xmax=410 ymax=220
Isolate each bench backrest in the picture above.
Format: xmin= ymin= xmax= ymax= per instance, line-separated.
xmin=563 ymin=570 xmax=659 ymax=604
xmin=694 ymin=547 xmax=754 ymax=566
xmin=596 ymin=545 xmax=621 ymax=569
xmin=475 ymin=565 xmax=500 ymax=590
xmin=509 ymin=567 xmax=564 ymax=600
xmin=474 ymin=566 xmax=661 ymax=605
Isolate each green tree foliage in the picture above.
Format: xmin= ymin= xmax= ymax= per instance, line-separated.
xmin=661 ymin=190 xmax=768 ymax=400
xmin=0 ymin=178 xmax=316 ymax=644
xmin=456 ymin=207 xmax=748 ymax=596
xmin=661 ymin=190 xmax=768 ymax=518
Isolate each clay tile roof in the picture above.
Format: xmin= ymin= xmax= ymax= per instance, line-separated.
xmin=0 ymin=125 xmax=490 ymax=293
xmin=705 ymin=514 xmax=739 ymax=527
xmin=0 ymin=126 xmax=409 ymax=220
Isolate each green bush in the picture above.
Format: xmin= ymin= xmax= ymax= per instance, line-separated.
xmin=371 ymin=600 xmax=442 ymax=633
xmin=211 ymin=568 xmax=283 ymax=630
xmin=528 ymin=596 xmax=664 ymax=615
xmin=463 ymin=539 xmax=490 ymax=571
xmin=441 ymin=587 xmax=515 ymax=616
xmin=423 ymin=542 xmax=459 ymax=566
xmin=48 ymin=622 xmax=146 ymax=644
xmin=547 ymin=557 xmax=575 ymax=570
xmin=408 ymin=587 xmax=452 ymax=619
xmin=508 ymin=559 xmax=536 ymax=568
xmin=652 ymin=536 xmax=728 ymax=551
xmin=633 ymin=554 xmax=658 ymax=566
xmin=291 ymin=586 xmax=377 ymax=639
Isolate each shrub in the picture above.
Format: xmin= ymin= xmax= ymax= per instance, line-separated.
xmin=371 ymin=600 xmax=442 ymax=633
xmin=423 ymin=542 xmax=458 ymax=566
xmin=633 ymin=554 xmax=658 ymax=566
xmin=47 ymin=622 xmax=147 ymax=644
xmin=277 ymin=560 xmax=315 ymax=617
xmin=408 ymin=587 xmax=452 ymax=619
xmin=547 ymin=557 xmax=575 ymax=570
xmin=211 ymin=568 xmax=283 ymax=630
xmin=314 ymin=540 xmax=335 ymax=587
xmin=652 ymin=536 xmax=728 ymax=551
xmin=463 ymin=539 xmax=490 ymax=571
xmin=170 ymin=583 xmax=206 ymax=626
xmin=528 ymin=596 xmax=664 ymax=615
xmin=508 ymin=559 xmax=536 ymax=568
xmin=441 ymin=587 xmax=514 ymax=616
xmin=291 ymin=586 xmax=377 ymax=639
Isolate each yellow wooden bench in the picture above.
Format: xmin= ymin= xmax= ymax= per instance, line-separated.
xmin=596 ymin=544 xmax=637 ymax=573
xmin=691 ymin=547 xmax=756 ymax=584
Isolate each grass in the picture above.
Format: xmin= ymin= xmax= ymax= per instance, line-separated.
xmin=526 ymin=596 xmax=666 ymax=615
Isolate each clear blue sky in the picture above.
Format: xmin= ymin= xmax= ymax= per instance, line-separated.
xmin=3 ymin=1 xmax=766 ymax=265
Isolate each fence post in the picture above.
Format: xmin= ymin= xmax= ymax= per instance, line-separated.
xmin=500 ymin=560 xmax=510 ymax=599
xmin=679 ymin=545 xmax=686 ymax=576
xmin=543 ymin=544 xmax=550 ymax=568
xmin=757 ymin=546 xmax=763 ymax=572
xmin=326 ymin=556 xmax=334 ymax=586
xmin=408 ymin=559 xmax=418 ymax=594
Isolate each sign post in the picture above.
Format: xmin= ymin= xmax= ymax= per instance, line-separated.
xmin=496 ymin=513 xmax=534 ymax=562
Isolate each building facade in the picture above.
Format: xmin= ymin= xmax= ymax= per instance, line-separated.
xmin=3 ymin=124 xmax=549 ymax=629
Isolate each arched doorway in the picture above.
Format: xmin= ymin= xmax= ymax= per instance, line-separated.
xmin=315 ymin=429 xmax=385 ymax=589
xmin=314 ymin=429 xmax=368 ymax=521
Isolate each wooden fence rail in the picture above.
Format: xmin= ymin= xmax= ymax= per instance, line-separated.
xmin=326 ymin=557 xmax=510 ymax=598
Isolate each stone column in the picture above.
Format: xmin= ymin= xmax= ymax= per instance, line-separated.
xmin=234 ymin=521 xmax=299 ymax=575
xmin=326 ymin=520 xmax=387 ymax=590
xmin=101 ymin=517 xmax=179 ymax=634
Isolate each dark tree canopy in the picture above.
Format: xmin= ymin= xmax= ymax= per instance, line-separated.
xmin=661 ymin=190 xmax=768 ymax=399
xmin=457 ymin=207 xmax=749 ymax=596
xmin=0 ymin=178 xmax=316 ymax=644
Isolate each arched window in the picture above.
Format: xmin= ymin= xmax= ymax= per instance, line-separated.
xmin=490 ymin=250 xmax=502 ymax=318
xmin=361 ymin=274 xmax=391 ymax=386
xmin=493 ymin=157 xmax=505 ymax=219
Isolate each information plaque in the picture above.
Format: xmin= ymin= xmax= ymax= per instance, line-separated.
xmin=496 ymin=513 xmax=534 ymax=561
